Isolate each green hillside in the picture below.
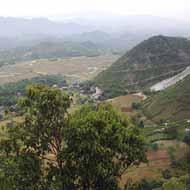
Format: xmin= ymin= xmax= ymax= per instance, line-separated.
xmin=94 ymin=35 xmax=190 ymax=98
xmin=143 ymin=76 xmax=190 ymax=122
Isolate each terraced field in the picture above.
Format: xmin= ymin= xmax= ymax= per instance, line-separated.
xmin=120 ymin=140 xmax=188 ymax=187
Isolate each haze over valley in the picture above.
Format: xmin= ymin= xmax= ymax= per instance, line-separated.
xmin=0 ymin=1 xmax=190 ymax=190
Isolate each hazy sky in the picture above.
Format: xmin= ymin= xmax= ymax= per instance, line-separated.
xmin=0 ymin=0 xmax=189 ymax=21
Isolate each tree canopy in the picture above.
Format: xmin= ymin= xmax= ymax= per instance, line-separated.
xmin=0 ymin=85 xmax=146 ymax=190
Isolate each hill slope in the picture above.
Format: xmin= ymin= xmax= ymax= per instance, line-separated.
xmin=94 ymin=36 xmax=190 ymax=98
xmin=143 ymin=76 xmax=190 ymax=122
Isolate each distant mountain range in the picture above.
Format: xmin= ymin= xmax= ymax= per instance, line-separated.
xmin=67 ymin=30 xmax=150 ymax=52
xmin=94 ymin=35 xmax=190 ymax=98
xmin=0 ymin=14 xmax=190 ymax=50
xmin=0 ymin=17 xmax=92 ymax=37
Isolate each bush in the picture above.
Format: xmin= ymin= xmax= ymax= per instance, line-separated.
xmin=132 ymin=102 xmax=142 ymax=110
xmin=138 ymin=179 xmax=163 ymax=190
xmin=162 ymin=169 xmax=172 ymax=179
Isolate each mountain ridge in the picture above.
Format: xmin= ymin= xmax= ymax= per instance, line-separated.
xmin=94 ymin=35 xmax=190 ymax=98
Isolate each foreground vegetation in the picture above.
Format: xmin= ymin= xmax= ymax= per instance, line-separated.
xmin=0 ymin=85 xmax=147 ymax=190
xmin=0 ymin=83 xmax=189 ymax=189
xmin=0 ymin=82 xmax=190 ymax=190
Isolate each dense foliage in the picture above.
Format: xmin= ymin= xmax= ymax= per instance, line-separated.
xmin=0 ymin=75 xmax=66 ymax=107
xmin=0 ymin=85 xmax=146 ymax=190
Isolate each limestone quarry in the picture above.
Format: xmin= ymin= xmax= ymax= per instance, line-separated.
xmin=150 ymin=66 xmax=190 ymax=91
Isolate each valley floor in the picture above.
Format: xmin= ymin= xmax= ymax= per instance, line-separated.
xmin=0 ymin=54 xmax=119 ymax=84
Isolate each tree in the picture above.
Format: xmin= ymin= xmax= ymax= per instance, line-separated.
xmin=64 ymin=103 xmax=147 ymax=190
xmin=0 ymin=85 xmax=72 ymax=189
xmin=162 ymin=169 xmax=172 ymax=179
xmin=19 ymin=85 xmax=72 ymax=189
xmin=0 ymin=85 xmax=147 ymax=190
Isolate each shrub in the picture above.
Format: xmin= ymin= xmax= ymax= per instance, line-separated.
xmin=151 ymin=143 xmax=159 ymax=152
xmin=162 ymin=169 xmax=172 ymax=179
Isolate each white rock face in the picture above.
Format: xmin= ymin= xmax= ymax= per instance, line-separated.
xmin=150 ymin=66 xmax=190 ymax=91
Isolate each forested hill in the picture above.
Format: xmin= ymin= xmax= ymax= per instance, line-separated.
xmin=94 ymin=35 xmax=190 ymax=98
xmin=143 ymin=75 xmax=190 ymax=122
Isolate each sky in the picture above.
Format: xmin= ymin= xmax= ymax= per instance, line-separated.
xmin=0 ymin=0 xmax=189 ymax=22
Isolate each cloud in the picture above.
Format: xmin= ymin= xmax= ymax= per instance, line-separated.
xmin=0 ymin=0 xmax=189 ymax=22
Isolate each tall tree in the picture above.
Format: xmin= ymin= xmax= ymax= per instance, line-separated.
xmin=18 ymin=85 xmax=72 ymax=189
xmin=63 ymin=103 xmax=147 ymax=190
xmin=0 ymin=85 xmax=146 ymax=190
xmin=0 ymin=85 xmax=72 ymax=189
